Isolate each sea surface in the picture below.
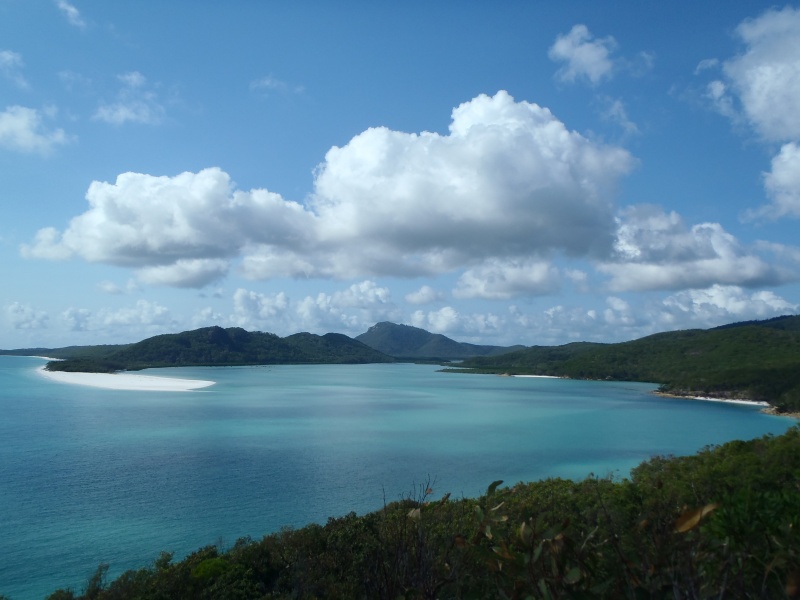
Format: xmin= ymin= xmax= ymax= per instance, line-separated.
xmin=0 ymin=356 xmax=795 ymax=599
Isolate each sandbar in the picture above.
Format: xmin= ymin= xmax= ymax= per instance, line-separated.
xmin=37 ymin=366 xmax=215 ymax=392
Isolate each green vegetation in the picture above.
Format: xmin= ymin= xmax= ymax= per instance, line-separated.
xmin=0 ymin=344 xmax=130 ymax=360
xmin=356 ymin=321 xmax=524 ymax=360
xmin=42 ymin=326 xmax=394 ymax=373
xmin=40 ymin=427 xmax=800 ymax=599
xmin=449 ymin=315 xmax=800 ymax=412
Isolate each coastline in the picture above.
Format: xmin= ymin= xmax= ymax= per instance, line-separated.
xmin=36 ymin=366 xmax=215 ymax=392
xmin=654 ymin=391 xmax=800 ymax=419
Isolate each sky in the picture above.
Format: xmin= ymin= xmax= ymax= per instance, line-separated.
xmin=2 ymin=1 xmax=800 ymax=349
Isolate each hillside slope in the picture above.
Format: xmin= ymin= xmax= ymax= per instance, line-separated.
xmin=356 ymin=321 xmax=523 ymax=359
xmin=454 ymin=315 xmax=800 ymax=411
xmin=44 ymin=326 xmax=394 ymax=372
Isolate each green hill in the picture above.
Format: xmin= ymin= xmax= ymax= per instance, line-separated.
xmin=42 ymin=326 xmax=394 ymax=373
xmin=452 ymin=315 xmax=800 ymax=412
xmin=356 ymin=321 xmax=524 ymax=360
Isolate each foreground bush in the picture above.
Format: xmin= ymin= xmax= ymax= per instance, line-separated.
xmin=43 ymin=427 xmax=800 ymax=599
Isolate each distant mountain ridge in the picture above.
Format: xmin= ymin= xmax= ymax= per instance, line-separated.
xmin=37 ymin=326 xmax=394 ymax=373
xmin=355 ymin=321 xmax=524 ymax=359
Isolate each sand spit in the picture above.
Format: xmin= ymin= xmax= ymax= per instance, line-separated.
xmin=37 ymin=367 xmax=215 ymax=392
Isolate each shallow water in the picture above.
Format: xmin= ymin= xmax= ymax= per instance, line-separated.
xmin=0 ymin=357 xmax=793 ymax=599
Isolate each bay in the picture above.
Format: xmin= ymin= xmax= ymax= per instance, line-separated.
xmin=0 ymin=356 xmax=794 ymax=599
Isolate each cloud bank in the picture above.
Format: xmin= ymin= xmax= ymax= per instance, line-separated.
xmin=24 ymin=91 xmax=634 ymax=291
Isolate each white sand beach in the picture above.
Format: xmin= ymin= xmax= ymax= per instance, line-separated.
xmin=37 ymin=366 xmax=215 ymax=392
xmin=513 ymin=374 xmax=562 ymax=379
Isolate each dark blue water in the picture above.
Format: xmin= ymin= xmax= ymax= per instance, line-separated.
xmin=0 ymin=357 xmax=793 ymax=599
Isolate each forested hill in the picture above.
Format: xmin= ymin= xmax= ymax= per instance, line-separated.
xmin=41 ymin=326 xmax=395 ymax=373
xmin=356 ymin=321 xmax=524 ymax=359
xmin=452 ymin=314 xmax=800 ymax=412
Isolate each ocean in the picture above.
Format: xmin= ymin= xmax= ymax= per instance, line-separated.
xmin=0 ymin=356 xmax=794 ymax=599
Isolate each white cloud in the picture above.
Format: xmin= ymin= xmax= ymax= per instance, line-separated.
xmin=749 ymin=142 xmax=800 ymax=219
xmin=50 ymin=300 xmax=177 ymax=338
xmin=405 ymin=285 xmax=443 ymax=305
xmin=231 ymin=281 xmax=399 ymax=336
xmin=548 ymin=24 xmax=616 ymax=85
xmin=703 ymin=7 xmax=800 ymax=222
xmin=232 ymin=289 xmax=291 ymax=329
xmin=294 ymin=281 xmax=398 ymax=333
xmin=410 ymin=306 xmax=461 ymax=334
xmin=55 ymin=0 xmax=87 ymax=29
xmin=191 ymin=306 xmax=226 ymax=329
xmin=660 ymin=285 xmax=797 ymax=324
xmin=709 ymin=6 xmax=800 ymax=142
xmin=98 ymin=300 xmax=173 ymax=328
xmin=599 ymin=97 xmax=639 ymax=136
xmin=136 ymin=259 xmax=230 ymax=288
xmin=93 ymin=72 xmax=165 ymax=125
xmin=599 ymin=205 xmax=785 ymax=291
xmin=603 ymin=296 xmax=634 ymax=326
xmin=311 ymin=91 xmax=633 ymax=274
xmin=97 ymin=279 xmax=139 ymax=295
xmin=21 ymin=167 xmax=316 ymax=286
xmin=62 ymin=307 xmax=92 ymax=331
xmin=0 ymin=50 xmax=29 ymax=89
xmin=26 ymin=92 xmax=633 ymax=289
xmin=695 ymin=58 xmax=719 ymax=75
xmin=0 ymin=106 xmax=69 ymax=155
xmin=5 ymin=302 xmax=49 ymax=330
xmin=409 ymin=306 xmax=506 ymax=342
xmin=250 ymin=75 xmax=304 ymax=95
xmin=453 ymin=258 xmax=560 ymax=300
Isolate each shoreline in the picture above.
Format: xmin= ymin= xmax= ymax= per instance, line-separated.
xmin=36 ymin=366 xmax=216 ymax=392
xmin=654 ymin=391 xmax=800 ymax=419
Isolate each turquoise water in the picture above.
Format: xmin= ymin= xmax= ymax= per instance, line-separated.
xmin=0 ymin=356 xmax=794 ymax=599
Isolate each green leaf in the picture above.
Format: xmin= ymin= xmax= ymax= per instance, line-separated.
xmin=564 ymin=567 xmax=582 ymax=584
xmin=487 ymin=480 xmax=504 ymax=497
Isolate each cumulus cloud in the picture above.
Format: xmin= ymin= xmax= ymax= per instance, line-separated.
xmin=93 ymin=72 xmax=165 ymax=125
xmin=701 ymin=7 xmax=800 ymax=221
xmin=0 ymin=105 xmax=69 ymax=154
xmin=709 ymin=6 xmax=800 ymax=142
xmin=453 ymin=258 xmax=560 ymax=299
xmin=21 ymin=167 xmax=316 ymax=285
xmin=409 ymin=306 xmax=505 ymax=341
xmin=98 ymin=300 xmax=171 ymax=327
xmin=548 ymin=24 xmax=617 ymax=85
xmin=55 ymin=0 xmax=87 ymax=29
xmin=748 ymin=142 xmax=800 ymax=219
xmin=311 ymin=91 xmax=633 ymax=273
xmin=5 ymin=302 xmax=49 ymax=330
xmin=54 ymin=300 xmax=177 ymax=338
xmin=410 ymin=306 xmax=461 ymax=334
xmin=599 ymin=205 xmax=786 ymax=291
xmin=0 ymin=50 xmax=29 ymax=89
xmin=62 ymin=307 xmax=92 ymax=331
xmin=660 ymin=285 xmax=797 ymax=325
xmin=405 ymin=285 xmax=444 ymax=305
xmin=25 ymin=91 xmax=633 ymax=288
xmin=230 ymin=281 xmax=400 ymax=335
xmin=137 ymin=259 xmax=231 ymax=288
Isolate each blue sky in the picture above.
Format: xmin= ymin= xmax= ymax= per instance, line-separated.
xmin=2 ymin=1 xmax=800 ymax=348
